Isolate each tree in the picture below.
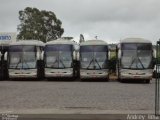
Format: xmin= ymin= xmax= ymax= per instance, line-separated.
xmin=17 ymin=7 xmax=64 ymax=42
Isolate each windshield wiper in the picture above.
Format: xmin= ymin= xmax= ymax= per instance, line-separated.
xmin=129 ymin=57 xmax=144 ymax=69
xmin=137 ymin=57 xmax=145 ymax=69
xmin=59 ymin=58 xmax=65 ymax=68
xmin=15 ymin=57 xmax=22 ymax=69
xmin=23 ymin=60 xmax=31 ymax=69
xmin=95 ymin=58 xmax=101 ymax=69
xmin=86 ymin=58 xmax=102 ymax=70
xmin=87 ymin=58 xmax=94 ymax=69
xmin=50 ymin=57 xmax=66 ymax=68
xmin=15 ymin=59 xmax=30 ymax=69
xmin=129 ymin=57 xmax=136 ymax=69
xmin=50 ymin=58 xmax=58 ymax=68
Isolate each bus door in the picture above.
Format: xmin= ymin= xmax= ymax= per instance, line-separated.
xmin=156 ymin=40 xmax=160 ymax=116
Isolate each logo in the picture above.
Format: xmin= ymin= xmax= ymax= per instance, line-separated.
xmin=1 ymin=114 xmax=18 ymax=120
xmin=0 ymin=35 xmax=11 ymax=40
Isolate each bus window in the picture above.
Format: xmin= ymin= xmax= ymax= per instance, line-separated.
xmin=9 ymin=46 xmax=36 ymax=69
xmin=80 ymin=46 xmax=108 ymax=70
xmin=45 ymin=45 xmax=72 ymax=69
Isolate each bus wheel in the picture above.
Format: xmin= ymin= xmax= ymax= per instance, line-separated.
xmin=117 ymin=78 xmax=121 ymax=82
xmin=117 ymin=76 xmax=121 ymax=82
xmin=145 ymin=79 xmax=150 ymax=84
xmin=106 ymin=75 xmax=109 ymax=82
xmin=80 ymin=78 xmax=83 ymax=81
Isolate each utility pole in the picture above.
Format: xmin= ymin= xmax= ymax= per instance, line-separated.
xmin=79 ymin=34 xmax=85 ymax=43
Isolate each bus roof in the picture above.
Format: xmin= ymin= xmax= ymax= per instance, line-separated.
xmin=45 ymin=38 xmax=78 ymax=45
xmin=120 ymin=38 xmax=152 ymax=44
xmin=80 ymin=40 xmax=108 ymax=46
xmin=9 ymin=40 xmax=44 ymax=46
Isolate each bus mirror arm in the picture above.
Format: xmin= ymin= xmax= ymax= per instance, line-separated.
xmin=73 ymin=51 xmax=76 ymax=60
xmin=77 ymin=52 xmax=80 ymax=61
xmin=153 ymin=49 xmax=156 ymax=58
xmin=108 ymin=51 xmax=111 ymax=60
xmin=41 ymin=51 xmax=44 ymax=60
xmin=4 ymin=52 xmax=8 ymax=61
xmin=0 ymin=52 xmax=2 ymax=61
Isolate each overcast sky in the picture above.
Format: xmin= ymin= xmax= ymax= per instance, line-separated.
xmin=0 ymin=0 xmax=160 ymax=44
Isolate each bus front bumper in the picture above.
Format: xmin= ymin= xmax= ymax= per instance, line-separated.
xmin=45 ymin=68 xmax=73 ymax=78
xmin=9 ymin=69 xmax=37 ymax=78
xmin=80 ymin=69 xmax=109 ymax=79
xmin=120 ymin=69 xmax=153 ymax=80
xmin=120 ymin=74 xmax=152 ymax=79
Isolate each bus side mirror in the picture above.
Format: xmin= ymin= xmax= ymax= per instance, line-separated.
xmin=4 ymin=52 xmax=8 ymax=61
xmin=36 ymin=52 xmax=40 ymax=60
xmin=108 ymin=51 xmax=111 ymax=60
xmin=73 ymin=51 xmax=76 ymax=60
xmin=153 ymin=49 xmax=156 ymax=58
xmin=77 ymin=52 xmax=80 ymax=61
xmin=118 ymin=50 xmax=121 ymax=59
xmin=0 ymin=52 xmax=2 ymax=61
xmin=41 ymin=51 xmax=44 ymax=60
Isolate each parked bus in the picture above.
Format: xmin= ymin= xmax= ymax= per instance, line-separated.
xmin=5 ymin=40 xmax=44 ymax=79
xmin=116 ymin=38 xmax=154 ymax=83
xmin=43 ymin=39 xmax=79 ymax=79
xmin=79 ymin=40 xmax=109 ymax=80
xmin=0 ymin=45 xmax=9 ymax=80
xmin=0 ymin=32 xmax=16 ymax=80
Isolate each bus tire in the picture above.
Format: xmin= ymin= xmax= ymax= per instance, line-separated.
xmin=119 ymin=79 xmax=125 ymax=83
xmin=117 ymin=77 xmax=121 ymax=82
xmin=80 ymin=78 xmax=83 ymax=81
xmin=145 ymin=79 xmax=150 ymax=84
xmin=106 ymin=75 xmax=109 ymax=82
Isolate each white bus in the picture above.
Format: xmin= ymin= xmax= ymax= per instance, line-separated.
xmin=43 ymin=39 xmax=79 ymax=79
xmin=79 ymin=40 xmax=109 ymax=80
xmin=0 ymin=32 xmax=16 ymax=80
xmin=5 ymin=40 xmax=44 ymax=79
xmin=116 ymin=38 xmax=155 ymax=83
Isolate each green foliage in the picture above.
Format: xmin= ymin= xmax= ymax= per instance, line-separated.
xmin=109 ymin=51 xmax=117 ymax=73
xmin=17 ymin=7 xmax=64 ymax=42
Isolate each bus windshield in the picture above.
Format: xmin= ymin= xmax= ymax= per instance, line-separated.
xmin=9 ymin=45 xmax=36 ymax=69
xmin=80 ymin=46 xmax=108 ymax=70
xmin=121 ymin=43 xmax=152 ymax=69
xmin=45 ymin=45 xmax=72 ymax=68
